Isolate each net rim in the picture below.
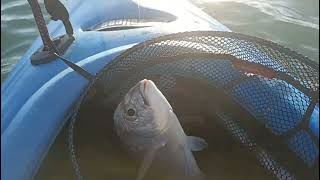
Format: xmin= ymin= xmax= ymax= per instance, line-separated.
xmin=98 ymin=31 xmax=319 ymax=78
xmin=66 ymin=31 xmax=319 ymax=180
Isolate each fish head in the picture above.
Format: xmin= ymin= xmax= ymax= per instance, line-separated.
xmin=114 ymin=79 xmax=171 ymax=137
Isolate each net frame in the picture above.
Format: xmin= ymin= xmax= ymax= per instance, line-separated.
xmin=68 ymin=31 xmax=319 ymax=180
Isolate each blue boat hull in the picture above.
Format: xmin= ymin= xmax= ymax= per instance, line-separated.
xmin=1 ymin=0 xmax=230 ymax=179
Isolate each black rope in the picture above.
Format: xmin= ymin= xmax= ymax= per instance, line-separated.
xmin=27 ymin=0 xmax=51 ymax=50
xmin=27 ymin=0 xmax=94 ymax=81
xmin=53 ymin=53 xmax=95 ymax=81
xmin=27 ymin=1 xmax=94 ymax=179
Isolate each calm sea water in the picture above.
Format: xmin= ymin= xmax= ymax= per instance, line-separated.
xmin=1 ymin=0 xmax=319 ymax=84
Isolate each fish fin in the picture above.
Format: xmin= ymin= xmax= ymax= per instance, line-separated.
xmin=136 ymin=143 xmax=165 ymax=180
xmin=187 ymin=136 xmax=208 ymax=151
xmin=136 ymin=149 xmax=157 ymax=180
xmin=183 ymin=147 xmax=206 ymax=180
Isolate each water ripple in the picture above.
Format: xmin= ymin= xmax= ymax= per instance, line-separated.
xmin=2 ymin=40 xmax=33 ymax=57
xmin=1 ymin=1 xmax=28 ymax=12
xmin=1 ymin=14 xmax=36 ymax=22
xmin=195 ymin=0 xmax=319 ymax=29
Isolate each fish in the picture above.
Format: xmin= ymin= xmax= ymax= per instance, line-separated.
xmin=114 ymin=79 xmax=208 ymax=180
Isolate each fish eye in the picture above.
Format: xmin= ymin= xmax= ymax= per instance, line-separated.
xmin=126 ymin=108 xmax=136 ymax=117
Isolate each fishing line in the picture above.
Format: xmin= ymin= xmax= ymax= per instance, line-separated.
xmin=53 ymin=53 xmax=95 ymax=81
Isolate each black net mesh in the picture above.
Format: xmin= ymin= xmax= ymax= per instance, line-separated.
xmin=74 ymin=31 xmax=319 ymax=180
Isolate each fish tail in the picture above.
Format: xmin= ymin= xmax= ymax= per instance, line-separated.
xmin=183 ymin=148 xmax=205 ymax=180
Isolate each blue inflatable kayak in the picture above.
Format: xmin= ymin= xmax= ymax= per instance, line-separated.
xmin=1 ymin=0 xmax=318 ymax=180
xmin=1 ymin=0 xmax=230 ymax=179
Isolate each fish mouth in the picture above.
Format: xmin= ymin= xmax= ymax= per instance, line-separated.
xmin=140 ymin=79 xmax=150 ymax=106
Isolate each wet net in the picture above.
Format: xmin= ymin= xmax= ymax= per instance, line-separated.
xmin=70 ymin=31 xmax=319 ymax=180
